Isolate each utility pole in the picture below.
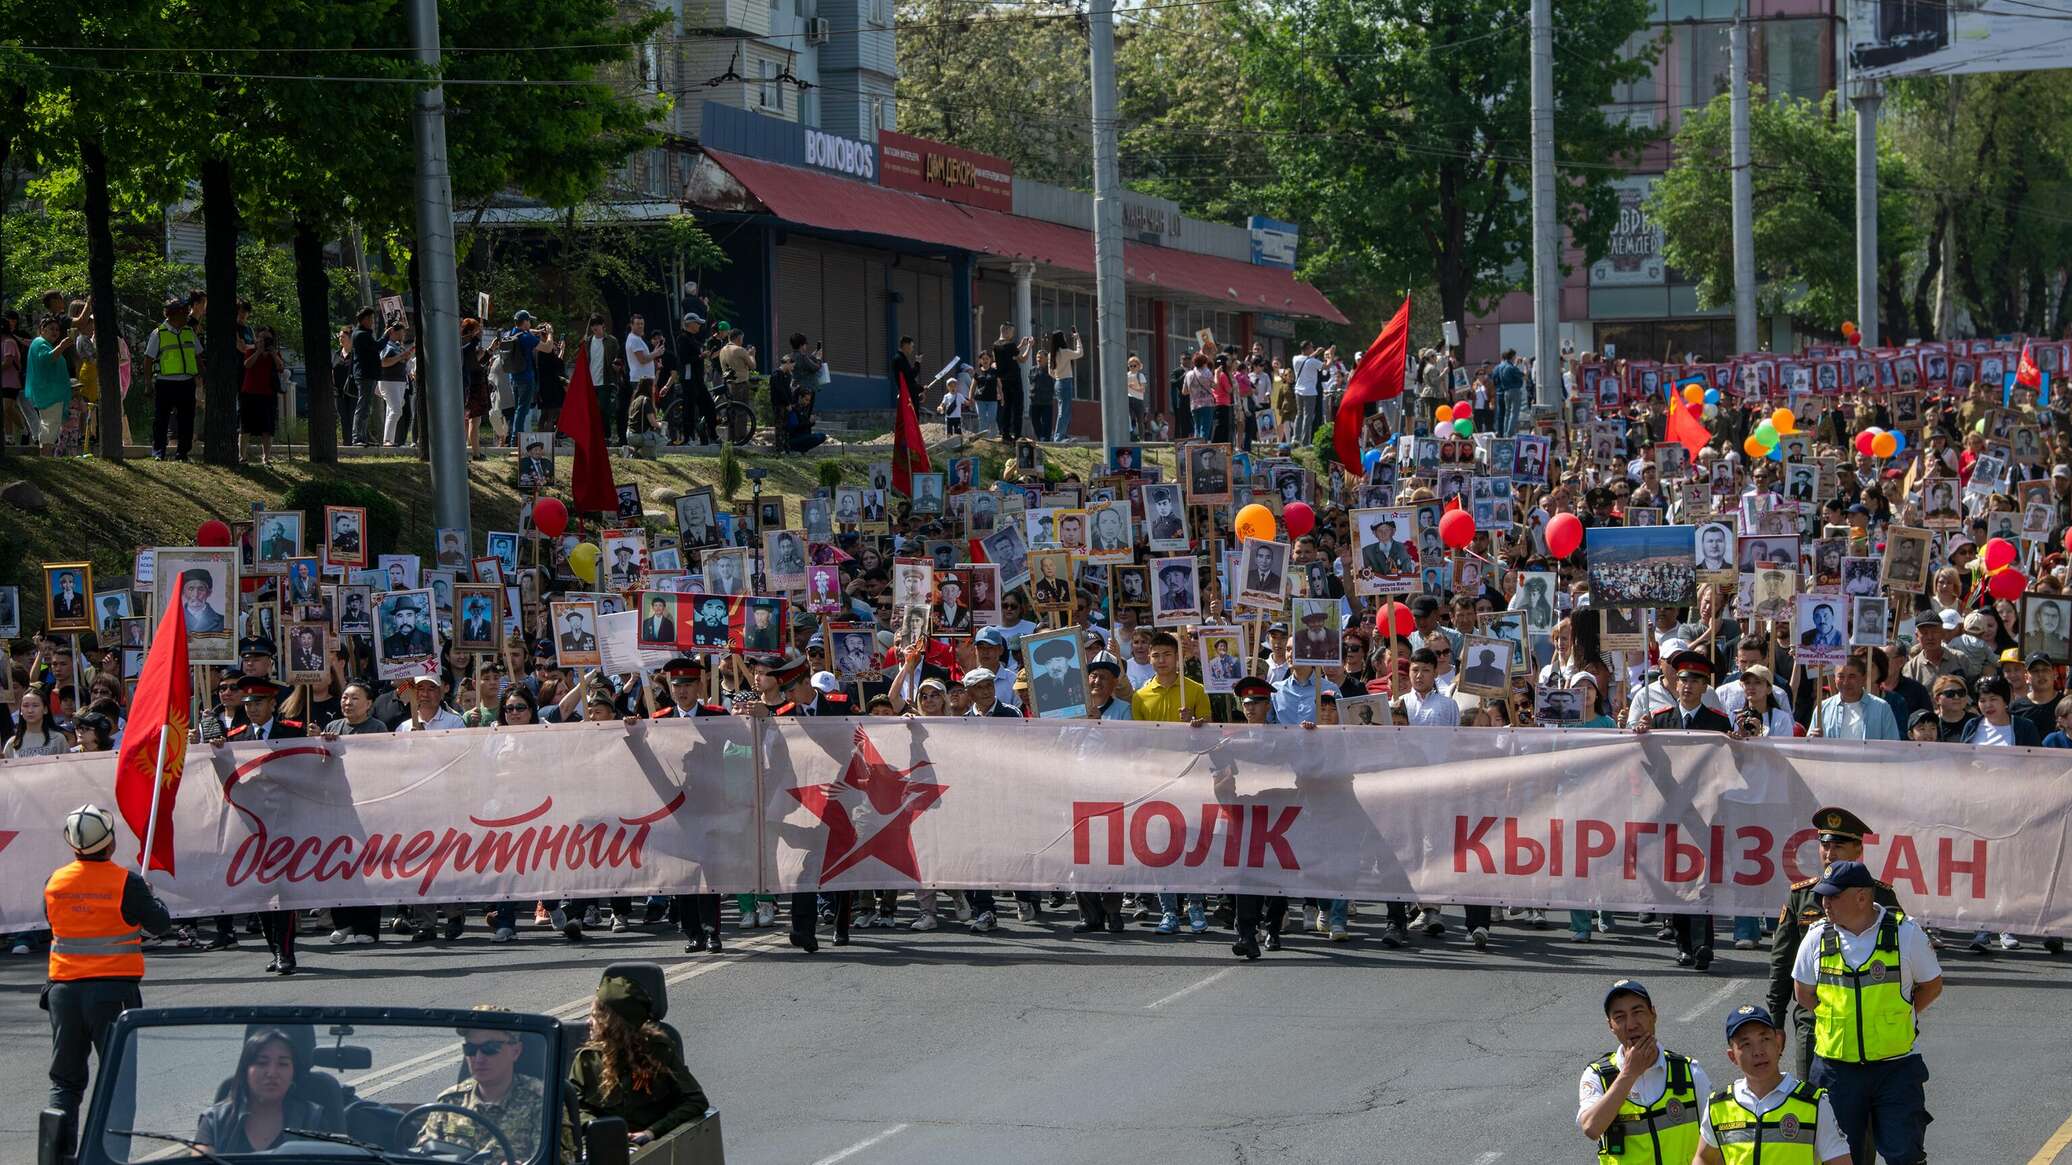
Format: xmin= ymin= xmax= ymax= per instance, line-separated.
xmin=1087 ymin=0 xmax=1129 ymax=453
xmin=409 ymin=0 xmax=471 ymax=539
xmin=1729 ymin=9 xmax=1758 ymax=355
xmin=1853 ymin=81 xmax=1882 ymax=348
xmin=1527 ymin=0 xmax=1559 ymax=414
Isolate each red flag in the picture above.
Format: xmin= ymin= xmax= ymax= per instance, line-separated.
xmin=2017 ymin=341 xmax=2042 ymax=389
xmin=114 ymin=592 xmax=192 ymax=874
xmin=557 ymin=338 xmax=620 ymax=512
xmin=1333 ymin=296 xmax=1412 ymax=470
xmin=1663 ymin=387 xmax=1713 ymax=458
xmin=891 ymin=366 xmax=931 ymax=497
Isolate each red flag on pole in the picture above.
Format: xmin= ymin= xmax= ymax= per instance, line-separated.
xmin=557 ymin=339 xmax=620 ymax=512
xmin=114 ymin=592 xmax=192 ymax=874
xmin=1333 ymin=296 xmax=1412 ymax=471
xmin=1663 ymin=386 xmax=1713 ymax=458
xmin=891 ymin=367 xmax=932 ymax=497
xmin=2017 ymin=341 xmax=2042 ymax=390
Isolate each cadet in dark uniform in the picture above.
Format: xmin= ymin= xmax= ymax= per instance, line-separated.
xmin=1767 ymin=806 xmax=1904 ymax=1079
xmin=44 ymin=804 xmax=173 ymax=1148
xmin=650 ymin=658 xmax=729 ymax=953
xmin=767 ymin=649 xmax=852 ymax=953
xmin=219 ymin=675 xmax=307 ymax=973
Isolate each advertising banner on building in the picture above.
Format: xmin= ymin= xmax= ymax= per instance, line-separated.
xmin=876 ymin=130 xmax=1014 ymax=211
xmin=1589 ymin=175 xmax=1666 ymax=288
xmin=1850 ymin=0 xmax=2072 ymax=81
xmin=3 ymin=721 xmax=2061 ymax=932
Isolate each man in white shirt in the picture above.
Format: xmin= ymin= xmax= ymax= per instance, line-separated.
xmin=1790 ymin=860 xmax=1942 ymax=1165
xmin=624 ymin=313 xmax=654 ymax=427
xmin=1578 ymin=979 xmax=1713 ymax=1161
xmin=1398 ymin=647 xmax=1459 ymax=726
xmin=1695 ymin=1004 xmax=1852 ymax=1165
xmin=1290 ymin=340 xmax=1322 ymax=443
xmin=395 ymin=675 xmax=465 ymax=731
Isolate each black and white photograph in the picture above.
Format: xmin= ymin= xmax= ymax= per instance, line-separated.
xmin=1143 ymin=484 xmax=1189 ymax=551
xmin=1086 ymin=500 xmax=1133 ymax=565
xmin=764 ymin=529 xmax=809 ymax=591
xmin=92 ymin=589 xmax=131 ymax=639
xmin=831 ymin=625 xmax=881 ymax=680
xmin=1851 ymin=595 xmax=1889 ymax=648
xmin=1752 ymin=567 xmax=1797 ymax=622
xmin=894 ymin=604 xmax=931 ymax=655
xmin=1290 ymin=599 xmax=1341 ymax=666
xmin=1152 ymin=556 xmax=1202 ymax=627
xmin=1737 ymin=534 xmax=1801 ymax=574
xmin=675 ymin=487 xmax=720 ymax=547
xmin=1234 ymin=539 xmax=1291 ymax=610
xmin=0 ymin=585 xmax=18 ymax=639
xmin=1185 ymin=443 xmax=1232 ymax=503
xmin=454 ymin=585 xmax=502 ymax=653
xmin=1841 ymin=556 xmax=1883 ymax=597
xmin=1693 ymin=520 xmax=1737 ymax=586
xmin=2023 ymin=595 xmax=2072 ymax=664
xmin=1513 ymin=571 xmax=1559 ymax=634
xmin=893 ymin=560 xmax=935 ymax=610
xmin=700 ymin=547 xmax=749 ymax=596
xmin=1112 ymin=564 xmax=1150 ymax=611
xmin=912 ymin=472 xmax=946 ymax=516
xmin=515 ymin=434 xmax=555 ymax=488
xmin=931 ymin=568 xmax=972 ymax=636
xmin=252 ymin=511 xmax=303 ymax=576
xmin=334 ymin=585 xmax=373 ymax=637
xmin=801 ymin=496 xmax=833 ymax=542
xmin=603 ymin=529 xmax=647 ymax=589
xmin=378 ymin=554 xmax=421 ymax=591
xmin=1339 ymin=692 xmax=1394 ymax=726
xmin=981 ymin=524 xmax=1031 ymax=591
xmin=549 ymin=599 xmax=601 ymax=669
xmin=323 ymin=505 xmax=367 ymax=568
xmin=1020 ymin=626 xmax=1088 ymax=719
xmin=1919 ymin=478 xmax=1962 ymax=528
xmin=1598 ymin=605 xmax=1644 ymax=652
xmin=1455 ymin=636 xmax=1513 ymax=699
xmin=1882 ymin=525 xmax=1933 ymax=591
xmin=1028 ymin=552 xmax=1073 ymax=612
xmin=434 ymin=527 xmax=468 ymax=570
xmin=376 ymin=587 xmax=441 ymax=680
xmin=1534 ymin=686 xmax=1585 ymax=725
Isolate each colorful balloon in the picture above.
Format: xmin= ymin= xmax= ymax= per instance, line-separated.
xmin=1361 ymin=448 xmax=1383 ymax=472
xmin=1453 ymin=417 xmax=1475 ymax=437
xmin=1988 ymin=569 xmax=2027 ymax=602
xmin=1743 ymin=435 xmax=1767 ymax=458
xmin=1871 ymin=431 xmax=1897 ymax=458
xmin=1754 ymin=421 xmax=1779 ymax=447
xmin=1703 ymin=388 xmax=1720 ymax=405
xmin=1282 ymin=501 xmax=1316 ymax=538
xmin=1983 ymin=537 xmax=2018 ymax=573
xmin=533 ymin=497 xmax=570 ymax=539
xmin=567 ymin=541 xmax=600 ymax=585
xmin=1682 ymin=384 xmax=1705 ymax=406
xmin=1439 ymin=508 xmax=1476 ymax=550
xmin=195 ymin=519 xmax=233 ymax=548
xmin=1234 ymin=503 xmax=1276 ymax=543
xmin=1434 ymin=404 xmax=1454 ymax=424
xmin=1767 ymin=443 xmax=1784 ymax=461
xmin=1771 ymin=408 xmax=1795 ymax=435
xmin=1545 ymin=512 xmax=1584 ymax=559
xmin=1375 ymin=601 xmax=1416 ymax=638
xmin=1890 ymin=430 xmax=1906 ymax=454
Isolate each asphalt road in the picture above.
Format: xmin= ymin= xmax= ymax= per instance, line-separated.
xmin=5 ymin=904 xmax=2070 ymax=1164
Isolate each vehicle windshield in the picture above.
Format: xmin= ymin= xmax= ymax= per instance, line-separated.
xmin=99 ymin=1018 xmax=557 ymax=1163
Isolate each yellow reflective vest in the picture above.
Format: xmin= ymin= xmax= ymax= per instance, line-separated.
xmin=1812 ymin=912 xmax=1916 ymax=1063
xmin=1705 ymin=1081 xmax=1826 ymax=1165
xmin=151 ymin=323 xmax=200 ymax=378
xmin=1589 ymin=1050 xmax=1701 ymax=1165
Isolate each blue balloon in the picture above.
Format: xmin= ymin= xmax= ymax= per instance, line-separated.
xmin=1362 ymin=448 xmax=1383 ymax=472
xmin=1767 ymin=442 xmax=1784 ymax=461
xmin=1890 ymin=430 xmax=1906 ymax=454
xmin=1703 ymin=388 xmax=1720 ymax=405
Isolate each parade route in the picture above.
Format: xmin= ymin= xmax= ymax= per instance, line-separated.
xmin=5 ymin=907 xmax=2069 ymax=1163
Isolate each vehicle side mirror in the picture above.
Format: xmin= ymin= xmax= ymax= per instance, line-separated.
xmin=38 ymin=1108 xmax=73 ymax=1165
xmin=311 ymin=1045 xmax=373 ymax=1070
xmin=583 ymin=1117 xmax=630 ymax=1165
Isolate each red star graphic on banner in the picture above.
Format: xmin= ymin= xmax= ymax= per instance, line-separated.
xmin=788 ymin=727 xmax=944 ymax=883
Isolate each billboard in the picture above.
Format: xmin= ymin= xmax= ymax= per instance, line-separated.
xmin=1849 ymin=0 xmax=2072 ymax=80
xmin=875 ymin=130 xmax=1014 ymax=211
xmin=1247 ymin=215 xmax=1300 ymax=268
xmin=1589 ymin=176 xmax=1665 ymax=289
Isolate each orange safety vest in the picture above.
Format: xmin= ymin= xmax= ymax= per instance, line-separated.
xmin=45 ymin=859 xmax=145 ymax=981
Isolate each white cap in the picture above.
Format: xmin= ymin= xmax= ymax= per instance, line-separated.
xmin=811 ymin=671 xmax=840 ymax=695
xmin=1658 ymin=637 xmax=1692 ymax=658
xmin=962 ymin=667 xmax=996 ymax=686
xmin=1938 ymin=608 xmax=1962 ymax=631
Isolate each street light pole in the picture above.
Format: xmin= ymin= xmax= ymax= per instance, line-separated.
xmin=410 ymin=0 xmax=471 ymax=539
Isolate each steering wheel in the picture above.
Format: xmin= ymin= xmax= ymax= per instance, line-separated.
xmin=396 ymin=1102 xmax=521 ymax=1164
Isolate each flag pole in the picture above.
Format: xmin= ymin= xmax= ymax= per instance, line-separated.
xmin=139 ymin=722 xmax=171 ymax=877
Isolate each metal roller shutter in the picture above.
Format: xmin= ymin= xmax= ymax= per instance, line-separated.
xmin=774 ymin=244 xmax=825 ymax=353
xmin=822 ymin=250 xmax=871 ymax=377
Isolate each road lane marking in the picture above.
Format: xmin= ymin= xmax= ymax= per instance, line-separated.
xmin=1470 ymin=1153 xmax=1503 ymax=1164
xmin=1676 ymin=981 xmax=1741 ymax=1024
xmin=810 ymin=1123 xmax=910 ymax=1165
xmin=347 ymin=932 xmax=787 ymax=1095
xmin=2026 ymin=1107 xmax=2072 ymax=1164
xmin=1145 ymin=967 xmax=1236 ymax=1009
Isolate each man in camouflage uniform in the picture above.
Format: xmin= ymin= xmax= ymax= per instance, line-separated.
xmin=1766 ymin=806 xmax=1906 ymax=1078
xmin=416 ymin=1008 xmax=575 ymax=1160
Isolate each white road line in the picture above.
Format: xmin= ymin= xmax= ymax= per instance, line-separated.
xmin=1145 ymin=967 xmax=1236 ymax=1009
xmin=1470 ymin=1152 xmax=1503 ymax=1165
xmin=1676 ymin=981 xmax=1742 ymax=1025
xmin=348 ymin=932 xmax=788 ymax=1095
xmin=809 ymin=1123 xmax=911 ymax=1165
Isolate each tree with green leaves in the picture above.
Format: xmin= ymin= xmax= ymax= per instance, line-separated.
xmin=894 ymin=0 xmax=1091 ymax=187
xmin=1237 ymin=0 xmax=1657 ymax=331
xmin=1115 ymin=2 xmax=1258 ymax=226
xmin=1649 ymin=89 xmax=1920 ymax=337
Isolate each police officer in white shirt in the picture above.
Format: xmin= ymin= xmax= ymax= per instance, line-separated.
xmin=1577 ymin=979 xmax=1713 ymax=1163
xmin=1696 ymin=1004 xmax=1852 ymax=1164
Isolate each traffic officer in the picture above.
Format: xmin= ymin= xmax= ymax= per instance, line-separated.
xmin=765 ymin=649 xmax=852 ymax=954
xmin=649 ymin=657 xmax=729 ymax=952
xmin=1768 ymin=806 xmax=1905 ymax=1078
xmin=1696 ymin=1004 xmax=1851 ymax=1164
xmin=44 ymin=804 xmax=172 ymax=1148
xmin=219 ymin=675 xmax=306 ymax=973
xmin=1577 ymin=978 xmax=1711 ymax=1164
xmin=1791 ymin=860 xmax=1943 ymax=1165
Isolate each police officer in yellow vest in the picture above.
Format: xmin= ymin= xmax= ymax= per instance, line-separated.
xmin=43 ymin=804 xmax=172 ymax=1147
xmin=1768 ymin=806 xmax=1905 ymax=1080
xmin=141 ymin=296 xmax=203 ymax=460
xmin=1697 ymin=1004 xmax=1851 ymax=1164
xmin=1791 ymin=860 xmax=1944 ymax=1165
xmin=1577 ymin=978 xmax=1712 ymax=1164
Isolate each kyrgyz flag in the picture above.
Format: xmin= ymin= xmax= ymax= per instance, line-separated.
xmin=891 ymin=363 xmax=931 ymax=497
xmin=557 ymin=339 xmax=620 ymax=512
xmin=114 ymin=592 xmax=192 ymax=874
xmin=1333 ymin=295 xmax=1412 ymax=471
xmin=2017 ymin=341 xmax=2042 ymax=389
xmin=1663 ymin=376 xmax=1713 ymax=458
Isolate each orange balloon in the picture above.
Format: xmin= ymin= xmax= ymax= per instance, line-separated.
xmin=1771 ymin=408 xmax=1796 ymax=435
xmin=1234 ymin=503 xmax=1276 ymax=543
xmin=1682 ymin=384 xmax=1705 ymax=406
xmin=1743 ymin=435 xmax=1766 ymax=458
xmin=1434 ymin=404 xmax=1454 ymax=424
xmin=1871 ymin=431 xmax=1897 ymax=458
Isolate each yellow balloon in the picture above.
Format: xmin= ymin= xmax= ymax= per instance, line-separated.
xmin=1770 ymin=407 xmax=1795 ymax=435
xmin=567 ymin=541 xmax=601 ymax=585
xmin=1234 ymin=503 xmax=1276 ymax=543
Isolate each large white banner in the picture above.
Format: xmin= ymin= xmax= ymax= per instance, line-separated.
xmin=3 ymin=720 xmax=2066 ymax=933
xmin=1849 ymin=0 xmax=2072 ymax=80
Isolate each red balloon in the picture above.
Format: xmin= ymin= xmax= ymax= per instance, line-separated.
xmin=1282 ymin=501 xmax=1316 ymax=539
xmin=1545 ymin=512 xmax=1584 ymax=559
xmin=2063 ymin=527 xmax=2072 ymax=556
xmin=195 ymin=519 xmax=233 ymax=548
xmin=1439 ymin=508 xmax=1476 ymax=551
xmin=533 ymin=497 xmax=569 ymax=539
xmin=1988 ymin=569 xmax=2027 ymax=602
xmin=1854 ymin=429 xmax=1879 ymax=457
xmin=1375 ymin=601 xmax=1416 ymax=638
xmin=1982 ymin=537 xmax=2018 ymax=574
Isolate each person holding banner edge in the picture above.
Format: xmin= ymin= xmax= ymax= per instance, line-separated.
xmin=1632 ymin=649 xmax=1737 ymax=971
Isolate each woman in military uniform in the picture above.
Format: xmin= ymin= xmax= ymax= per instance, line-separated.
xmin=568 ymin=971 xmax=710 ymax=1147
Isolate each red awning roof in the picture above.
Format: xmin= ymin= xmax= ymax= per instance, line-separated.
xmin=703 ymin=150 xmax=1346 ymax=324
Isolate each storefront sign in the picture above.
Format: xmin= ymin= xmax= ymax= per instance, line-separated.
xmin=1248 ymin=216 xmax=1299 ymax=269
xmin=804 ymin=126 xmax=876 ymax=181
xmin=877 ymin=130 xmax=1013 ymax=211
xmin=1122 ymin=195 xmax=1184 ymax=242
xmin=700 ymin=101 xmax=878 ymax=185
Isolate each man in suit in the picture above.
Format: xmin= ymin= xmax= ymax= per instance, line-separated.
xmin=461 ymin=599 xmax=496 ymax=645
xmin=742 ymin=602 xmax=783 ymax=653
xmin=934 ymin=576 xmax=970 ymax=633
xmin=97 ymin=597 xmax=125 ymax=637
xmin=607 ymin=545 xmax=640 ymax=589
xmin=259 ymin=520 xmax=296 ymax=563
xmin=219 ymin=675 xmax=306 ymax=972
xmin=1635 ymin=649 xmax=1735 ymax=971
xmin=50 ymin=571 xmax=85 ymax=622
xmin=642 ymin=597 xmax=675 ymax=644
xmin=1148 ymin=489 xmax=1185 ymax=542
xmin=383 ymin=601 xmax=434 ymax=659
xmin=518 ymin=439 xmax=551 ymax=487
xmin=1361 ymin=519 xmax=1412 ymax=574
xmin=330 ymin=512 xmax=361 ymax=559
xmin=1460 ymin=645 xmax=1506 ymax=690
xmin=556 ymin=609 xmax=596 ymax=655
xmin=1242 ymin=543 xmax=1283 ymax=595
xmin=1800 ymin=602 xmax=1844 ymax=648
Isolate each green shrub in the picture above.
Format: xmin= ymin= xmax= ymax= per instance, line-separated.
xmin=816 ymin=460 xmax=845 ymax=494
xmin=1311 ymin=420 xmax=1335 ymax=466
xmin=718 ymin=444 xmax=743 ymax=500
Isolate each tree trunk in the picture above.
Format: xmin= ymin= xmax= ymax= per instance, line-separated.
xmin=0 ymin=83 xmax=24 ymax=312
xmin=81 ymin=137 xmax=125 ymax=462
xmin=1881 ymin=259 xmax=1908 ymax=347
xmin=200 ymin=155 xmax=241 ymax=465
xmin=293 ymin=220 xmax=337 ymax=464
xmin=408 ymin=248 xmax=429 ymax=462
xmin=1911 ymin=203 xmax=1945 ymax=343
